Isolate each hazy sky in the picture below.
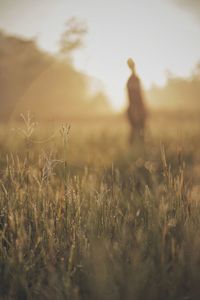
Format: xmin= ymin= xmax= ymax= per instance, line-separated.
xmin=1 ymin=0 xmax=200 ymax=109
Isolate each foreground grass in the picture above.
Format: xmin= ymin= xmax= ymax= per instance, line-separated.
xmin=0 ymin=114 xmax=200 ymax=299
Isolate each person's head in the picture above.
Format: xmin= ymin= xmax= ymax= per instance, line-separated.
xmin=127 ymin=58 xmax=135 ymax=73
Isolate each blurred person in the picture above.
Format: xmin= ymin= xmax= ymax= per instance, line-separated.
xmin=126 ymin=58 xmax=147 ymax=143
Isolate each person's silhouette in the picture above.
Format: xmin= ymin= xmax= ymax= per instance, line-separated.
xmin=126 ymin=58 xmax=147 ymax=143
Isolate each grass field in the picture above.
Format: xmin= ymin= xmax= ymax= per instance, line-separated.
xmin=0 ymin=112 xmax=200 ymax=300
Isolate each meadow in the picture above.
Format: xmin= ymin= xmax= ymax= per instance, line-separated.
xmin=0 ymin=111 xmax=200 ymax=300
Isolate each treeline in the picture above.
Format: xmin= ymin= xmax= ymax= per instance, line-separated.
xmin=0 ymin=30 xmax=110 ymax=122
xmin=147 ymin=66 xmax=200 ymax=111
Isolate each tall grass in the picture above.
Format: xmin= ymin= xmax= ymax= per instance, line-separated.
xmin=0 ymin=114 xmax=200 ymax=299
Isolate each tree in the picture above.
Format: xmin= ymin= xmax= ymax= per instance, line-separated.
xmin=192 ymin=62 xmax=200 ymax=80
xmin=59 ymin=17 xmax=87 ymax=58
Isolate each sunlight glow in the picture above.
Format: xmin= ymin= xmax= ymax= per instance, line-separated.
xmin=0 ymin=0 xmax=200 ymax=110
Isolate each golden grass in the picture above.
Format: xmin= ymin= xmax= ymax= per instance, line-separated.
xmin=0 ymin=112 xmax=200 ymax=299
